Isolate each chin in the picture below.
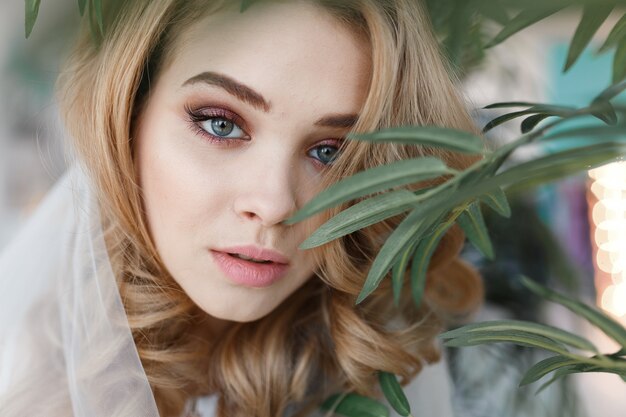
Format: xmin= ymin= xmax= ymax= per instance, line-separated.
xmin=199 ymin=300 xmax=278 ymax=323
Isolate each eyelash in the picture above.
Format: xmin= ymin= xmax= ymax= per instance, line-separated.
xmin=184 ymin=105 xmax=343 ymax=167
xmin=185 ymin=105 xmax=248 ymax=146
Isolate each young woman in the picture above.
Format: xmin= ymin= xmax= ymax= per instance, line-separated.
xmin=0 ymin=0 xmax=482 ymax=416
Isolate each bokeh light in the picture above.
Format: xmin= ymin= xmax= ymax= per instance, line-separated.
xmin=590 ymin=162 xmax=626 ymax=318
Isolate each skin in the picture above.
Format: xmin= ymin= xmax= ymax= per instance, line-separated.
xmin=135 ymin=1 xmax=371 ymax=328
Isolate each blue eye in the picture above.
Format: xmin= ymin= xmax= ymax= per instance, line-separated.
xmin=199 ymin=117 xmax=246 ymax=139
xmin=308 ymin=144 xmax=340 ymax=165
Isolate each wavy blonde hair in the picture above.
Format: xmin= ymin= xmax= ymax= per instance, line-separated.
xmin=57 ymin=0 xmax=483 ymax=416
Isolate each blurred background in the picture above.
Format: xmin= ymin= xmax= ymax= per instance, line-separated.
xmin=0 ymin=1 xmax=76 ymax=247
xmin=0 ymin=1 xmax=624 ymax=417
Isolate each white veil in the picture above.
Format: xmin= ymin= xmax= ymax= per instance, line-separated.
xmin=0 ymin=164 xmax=159 ymax=416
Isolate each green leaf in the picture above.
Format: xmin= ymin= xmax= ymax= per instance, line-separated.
xmin=87 ymin=0 xmax=99 ymax=42
xmin=589 ymin=100 xmax=618 ymax=125
xmin=564 ymin=4 xmax=614 ymax=72
xmin=78 ymin=0 xmax=87 ymax=16
xmin=286 ymin=157 xmax=451 ymax=224
xmin=483 ymin=105 xmax=574 ymax=133
xmin=483 ymin=101 xmax=551 ymax=109
xmin=599 ymin=13 xmax=626 ymax=53
xmin=575 ymin=365 xmax=626 ymax=377
xmin=486 ymin=4 xmax=567 ymax=48
xmin=441 ymin=320 xmax=598 ymax=352
xmin=392 ymin=242 xmax=416 ymax=307
xmin=521 ymin=113 xmax=554 ymax=133
xmin=443 ymin=2 xmax=472 ymax=70
xmin=480 ymin=188 xmax=511 ymax=218
xmin=483 ymin=110 xmax=539 ymax=133
xmin=321 ymin=393 xmax=390 ymax=417
xmin=528 ymin=104 xmax=577 ymax=114
xmin=410 ymin=220 xmax=453 ymax=307
xmin=541 ymin=125 xmax=626 ymax=141
xmin=495 ymin=142 xmax=626 ymax=192
xmin=24 ymin=0 xmax=41 ymax=38
xmin=93 ymin=0 xmax=104 ymax=35
xmin=300 ymin=190 xmax=421 ymax=249
xmin=378 ymin=372 xmax=411 ymax=416
xmin=457 ymin=202 xmax=494 ymax=259
xmin=350 ymin=126 xmax=485 ymax=154
xmin=521 ymin=276 xmax=626 ymax=348
xmin=462 ymin=24 xmax=488 ymax=73
xmin=519 ymin=355 xmax=580 ymax=386
xmin=356 ymin=209 xmax=427 ymax=304
xmin=613 ymin=40 xmax=626 ymax=83
xmin=240 ymin=0 xmax=256 ymax=12
xmin=474 ymin=0 xmax=510 ymax=26
xmin=428 ymin=142 xmax=626 ymax=221
xmin=534 ymin=363 xmax=623 ymax=394
xmin=591 ymin=80 xmax=626 ymax=103
xmin=443 ymin=330 xmax=570 ymax=355
xmin=535 ymin=365 xmax=580 ymax=394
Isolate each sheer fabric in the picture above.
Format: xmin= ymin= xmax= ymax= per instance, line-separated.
xmin=0 ymin=165 xmax=159 ymax=416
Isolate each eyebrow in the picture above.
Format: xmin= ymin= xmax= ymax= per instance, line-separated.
xmin=183 ymin=71 xmax=271 ymax=112
xmin=314 ymin=114 xmax=359 ymax=128
xmin=182 ymin=71 xmax=359 ymax=128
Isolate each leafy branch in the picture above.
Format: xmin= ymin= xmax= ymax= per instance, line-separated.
xmin=428 ymin=0 xmax=626 ymax=82
xmin=289 ymin=80 xmax=626 ymax=307
xmin=317 ymin=0 xmax=626 ymax=400
xmin=321 ymin=372 xmax=415 ymax=417
xmin=441 ymin=277 xmax=626 ymax=393
xmin=305 ymin=80 xmax=626 ymax=416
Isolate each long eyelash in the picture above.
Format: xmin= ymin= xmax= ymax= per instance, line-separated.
xmin=183 ymin=104 xmax=247 ymax=145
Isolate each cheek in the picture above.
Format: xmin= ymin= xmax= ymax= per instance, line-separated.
xmin=135 ymin=116 xmax=225 ymax=253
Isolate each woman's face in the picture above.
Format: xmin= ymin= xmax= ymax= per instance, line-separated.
xmin=135 ymin=1 xmax=371 ymax=323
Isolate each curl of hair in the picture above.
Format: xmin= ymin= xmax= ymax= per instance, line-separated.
xmin=56 ymin=0 xmax=484 ymax=416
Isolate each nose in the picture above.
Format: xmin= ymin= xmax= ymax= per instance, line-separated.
xmin=232 ymin=153 xmax=299 ymax=227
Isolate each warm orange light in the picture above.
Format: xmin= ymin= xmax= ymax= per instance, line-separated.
xmin=589 ymin=162 xmax=626 ymax=319
xmin=601 ymin=283 xmax=626 ymax=317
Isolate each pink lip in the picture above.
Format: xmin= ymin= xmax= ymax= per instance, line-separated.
xmin=210 ymin=246 xmax=290 ymax=288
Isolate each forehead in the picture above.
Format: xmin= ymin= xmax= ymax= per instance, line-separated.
xmin=160 ymin=1 xmax=371 ymax=114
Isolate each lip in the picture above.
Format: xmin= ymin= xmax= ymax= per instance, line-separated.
xmin=210 ymin=246 xmax=290 ymax=288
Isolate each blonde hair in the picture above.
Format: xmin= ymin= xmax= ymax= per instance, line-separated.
xmin=56 ymin=0 xmax=483 ymax=416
